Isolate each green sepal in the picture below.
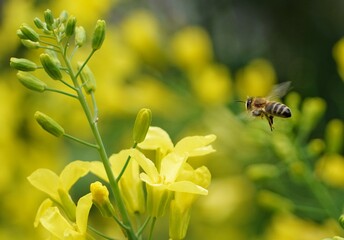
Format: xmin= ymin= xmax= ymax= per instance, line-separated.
xmin=16 ymin=71 xmax=47 ymax=92
xmin=34 ymin=111 xmax=65 ymax=137
xmin=92 ymin=20 xmax=106 ymax=50
xmin=40 ymin=53 xmax=62 ymax=80
xmin=65 ymin=16 xmax=76 ymax=37
xmin=10 ymin=58 xmax=37 ymax=71
xmin=133 ymin=108 xmax=152 ymax=144
xmin=20 ymin=24 xmax=40 ymax=42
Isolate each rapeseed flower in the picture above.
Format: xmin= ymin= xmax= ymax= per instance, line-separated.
xmin=131 ymin=127 xmax=216 ymax=217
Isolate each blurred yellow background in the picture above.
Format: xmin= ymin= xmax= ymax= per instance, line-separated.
xmin=1 ymin=0 xmax=343 ymax=239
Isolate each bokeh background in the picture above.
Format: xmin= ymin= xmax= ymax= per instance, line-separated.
xmin=1 ymin=0 xmax=344 ymax=239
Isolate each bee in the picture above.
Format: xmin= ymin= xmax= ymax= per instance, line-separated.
xmin=241 ymin=82 xmax=292 ymax=131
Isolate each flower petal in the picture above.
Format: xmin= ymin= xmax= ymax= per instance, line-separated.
xmin=129 ymin=149 xmax=159 ymax=182
xmin=174 ymin=134 xmax=216 ymax=157
xmin=39 ymin=206 xmax=75 ymax=239
xmin=34 ymin=198 xmax=53 ymax=228
xmin=138 ymin=127 xmax=174 ymax=154
xmin=27 ymin=168 xmax=60 ymax=201
xmin=75 ymin=193 xmax=93 ymax=234
xmin=167 ymin=181 xmax=208 ymax=195
xmin=160 ymin=152 xmax=187 ymax=183
xmin=60 ymin=161 xmax=91 ymax=191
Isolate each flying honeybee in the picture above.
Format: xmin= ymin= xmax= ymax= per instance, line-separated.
xmin=240 ymin=81 xmax=292 ymax=131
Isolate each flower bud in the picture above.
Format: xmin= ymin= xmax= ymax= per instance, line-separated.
xmin=325 ymin=119 xmax=343 ymax=154
xmin=21 ymin=39 xmax=40 ymax=49
xmin=40 ymin=53 xmax=62 ymax=80
xmin=59 ymin=10 xmax=69 ymax=23
xmin=77 ymin=62 xmax=96 ymax=93
xmin=90 ymin=181 xmax=116 ymax=217
xmin=75 ymin=26 xmax=86 ymax=47
xmin=246 ymin=163 xmax=280 ymax=181
xmin=34 ymin=111 xmax=65 ymax=137
xmin=65 ymin=16 xmax=76 ymax=37
xmin=20 ymin=24 xmax=39 ymax=42
xmin=16 ymin=29 xmax=26 ymax=39
xmin=16 ymin=71 xmax=47 ymax=92
xmin=10 ymin=58 xmax=37 ymax=71
xmin=133 ymin=108 xmax=152 ymax=144
xmin=92 ymin=20 xmax=106 ymax=50
xmin=33 ymin=17 xmax=45 ymax=29
xmin=44 ymin=9 xmax=54 ymax=30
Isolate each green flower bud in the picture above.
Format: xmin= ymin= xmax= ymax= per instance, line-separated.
xmin=16 ymin=29 xmax=26 ymax=39
xmin=40 ymin=53 xmax=62 ymax=80
xmin=65 ymin=16 xmax=76 ymax=37
xmin=325 ymin=119 xmax=343 ymax=154
xmin=77 ymin=62 xmax=96 ymax=93
xmin=246 ymin=163 xmax=280 ymax=181
xmin=92 ymin=20 xmax=106 ymax=50
xmin=33 ymin=17 xmax=45 ymax=29
xmin=16 ymin=71 xmax=47 ymax=92
xmin=299 ymin=97 xmax=326 ymax=139
xmin=34 ymin=111 xmax=65 ymax=137
xmin=133 ymin=108 xmax=152 ymax=144
xmin=75 ymin=26 xmax=86 ymax=47
xmin=20 ymin=24 xmax=40 ymax=42
xmin=44 ymin=9 xmax=54 ymax=30
xmin=21 ymin=39 xmax=40 ymax=49
xmin=10 ymin=57 xmax=37 ymax=71
xmin=59 ymin=10 xmax=69 ymax=23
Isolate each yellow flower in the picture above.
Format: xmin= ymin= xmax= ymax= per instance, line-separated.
xmin=169 ymin=163 xmax=211 ymax=240
xmin=129 ymin=127 xmax=216 ymax=217
xmin=170 ymin=26 xmax=213 ymax=72
xmin=235 ymin=59 xmax=276 ymax=99
xmin=27 ymin=161 xmax=91 ymax=221
xmin=34 ymin=194 xmax=93 ymax=240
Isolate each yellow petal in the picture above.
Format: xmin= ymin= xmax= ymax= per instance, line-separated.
xmin=167 ymin=181 xmax=208 ymax=195
xmin=129 ymin=149 xmax=159 ymax=182
xmin=60 ymin=161 xmax=91 ymax=191
xmin=39 ymin=206 xmax=75 ymax=239
xmin=174 ymin=134 xmax=216 ymax=157
xmin=76 ymin=193 xmax=93 ymax=234
xmin=138 ymin=126 xmax=174 ymax=154
xmin=160 ymin=152 xmax=187 ymax=183
xmin=27 ymin=168 xmax=60 ymax=201
xmin=34 ymin=198 xmax=53 ymax=228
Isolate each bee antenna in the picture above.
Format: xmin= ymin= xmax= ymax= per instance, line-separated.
xmin=235 ymin=100 xmax=245 ymax=104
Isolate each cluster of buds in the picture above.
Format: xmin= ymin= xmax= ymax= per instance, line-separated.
xmin=10 ymin=9 xmax=106 ymax=137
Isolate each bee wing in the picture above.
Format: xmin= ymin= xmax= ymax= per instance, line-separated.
xmin=267 ymin=81 xmax=291 ymax=100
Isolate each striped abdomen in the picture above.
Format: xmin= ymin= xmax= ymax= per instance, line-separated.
xmin=265 ymin=102 xmax=291 ymax=118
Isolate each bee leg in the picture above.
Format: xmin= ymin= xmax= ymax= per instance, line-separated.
xmin=266 ymin=115 xmax=274 ymax=131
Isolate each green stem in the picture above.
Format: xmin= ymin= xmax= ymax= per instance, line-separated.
xmin=45 ymin=87 xmax=78 ymax=98
xmin=137 ymin=217 xmax=151 ymax=237
xmin=88 ymin=225 xmax=118 ymax=240
xmin=117 ymin=142 xmax=138 ymax=182
xmin=75 ymin=49 xmax=96 ymax=79
xmin=60 ymin=43 xmax=137 ymax=240
xmin=63 ymin=133 xmax=99 ymax=149
xmin=148 ymin=217 xmax=156 ymax=240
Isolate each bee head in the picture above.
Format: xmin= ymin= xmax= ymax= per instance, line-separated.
xmin=246 ymin=97 xmax=253 ymax=110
